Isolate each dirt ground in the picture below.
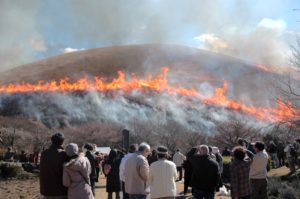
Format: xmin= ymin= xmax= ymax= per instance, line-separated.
xmin=0 ymin=167 xmax=290 ymax=199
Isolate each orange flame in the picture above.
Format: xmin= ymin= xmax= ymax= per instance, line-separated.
xmin=0 ymin=67 xmax=298 ymax=123
xmin=255 ymin=64 xmax=273 ymax=73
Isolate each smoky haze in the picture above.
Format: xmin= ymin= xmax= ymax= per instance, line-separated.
xmin=0 ymin=0 xmax=292 ymax=72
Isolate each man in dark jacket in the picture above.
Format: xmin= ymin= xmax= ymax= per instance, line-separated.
xmin=40 ymin=133 xmax=68 ymax=199
xmin=84 ymin=143 xmax=98 ymax=196
xmin=188 ymin=145 xmax=220 ymax=199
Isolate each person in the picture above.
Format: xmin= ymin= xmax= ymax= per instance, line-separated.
xmin=63 ymin=143 xmax=94 ymax=199
xmin=4 ymin=147 xmax=15 ymax=162
xmin=19 ymin=150 xmax=28 ymax=162
xmin=230 ymin=146 xmax=254 ymax=199
xmin=183 ymin=147 xmax=197 ymax=195
xmin=119 ymin=144 xmax=137 ymax=199
xmin=124 ymin=142 xmax=151 ymax=199
xmin=284 ymin=142 xmax=296 ymax=173
xmin=293 ymin=139 xmax=300 ymax=164
xmin=208 ymin=146 xmax=216 ymax=161
xmin=238 ymin=138 xmax=246 ymax=149
xmin=173 ymin=149 xmax=186 ymax=181
xmin=188 ymin=145 xmax=220 ymax=199
xmin=106 ymin=149 xmax=121 ymax=199
xmin=149 ymin=146 xmax=177 ymax=199
xmin=95 ymin=152 xmax=103 ymax=182
xmin=267 ymin=141 xmax=279 ymax=168
xmin=250 ymin=142 xmax=269 ymax=199
xmin=40 ymin=133 xmax=68 ymax=199
xmin=222 ymin=147 xmax=231 ymax=156
xmin=212 ymin=147 xmax=223 ymax=191
xmin=277 ymin=142 xmax=285 ymax=167
xmin=147 ymin=149 xmax=158 ymax=165
xmin=84 ymin=143 xmax=98 ymax=196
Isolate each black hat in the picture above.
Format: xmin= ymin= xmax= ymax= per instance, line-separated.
xmin=157 ymin=146 xmax=168 ymax=155
xmin=51 ymin=133 xmax=65 ymax=145
xmin=84 ymin=143 xmax=94 ymax=151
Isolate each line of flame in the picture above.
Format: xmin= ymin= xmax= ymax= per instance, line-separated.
xmin=0 ymin=67 xmax=298 ymax=123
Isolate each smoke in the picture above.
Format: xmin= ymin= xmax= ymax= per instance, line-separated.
xmin=0 ymin=0 xmax=44 ymax=72
xmin=0 ymin=0 xmax=294 ymax=71
xmin=63 ymin=47 xmax=85 ymax=53
xmin=0 ymin=85 xmax=267 ymax=134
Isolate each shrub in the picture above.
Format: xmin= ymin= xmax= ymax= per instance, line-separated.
xmin=279 ymin=185 xmax=298 ymax=199
xmin=268 ymin=178 xmax=281 ymax=197
xmin=0 ymin=162 xmax=23 ymax=178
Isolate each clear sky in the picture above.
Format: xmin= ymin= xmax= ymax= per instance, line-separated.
xmin=0 ymin=0 xmax=300 ymax=71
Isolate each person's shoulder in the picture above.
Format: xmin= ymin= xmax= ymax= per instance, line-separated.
xmin=166 ymin=160 xmax=177 ymax=167
xmin=208 ymin=157 xmax=219 ymax=166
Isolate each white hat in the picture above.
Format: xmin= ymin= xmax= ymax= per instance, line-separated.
xmin=212 ymin=147 xmax=220 ymax=154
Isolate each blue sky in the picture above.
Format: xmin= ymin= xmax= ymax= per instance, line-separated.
xmin=0 ymin=0 xmax=299 ymax=71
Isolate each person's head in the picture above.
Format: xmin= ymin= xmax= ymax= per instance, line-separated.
xmin=233 ymin=146 xmax=246 ymax=161
xmin=208 ymin=146 xmax=212 ymax=153
xmin=65 ymin=143 xmax=79 ymax=158
xmin=187 ymin=147 xmax=197 ymax=156
xmin=108 ymin=149 xmax=118 ymax=162
xmin=129 ymin=144 xmax=137 ymax=153
xmin=254 ymin=141 xmax=265 ymax=153
xmin=51 ymin=132 xmax=65 ymax=146
xmin=157 ymin=146 xmax=168 ymax=159
xmin=95 ymin=151 xmax=99 ymax=155
xmin=198 ymin=145 xmax=209 ymax=156
xmin=176 ymin=149 xmax=180 ymax=152
xmin=21 ymin=150 xmax=25 ymax=154
xmin=7 ymin=147 xmax=12 ymax=152
xmin=138 ymin=142 xmax=151 ymax=157
xmin=151 ymin=149 xmax=157 ymax=156
xmin=83 ymin=143 xmax=94 ymax=152
xmin=212 ymin=147 xmax=220 ymax=154
xmin=238 ymin=138 xmax=244 ymax=146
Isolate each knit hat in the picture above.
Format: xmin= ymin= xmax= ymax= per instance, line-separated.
xmin=157 ymin=146 xmax=168 ymax=155
xmin=65 ymin=143 xmax=79 ymax=157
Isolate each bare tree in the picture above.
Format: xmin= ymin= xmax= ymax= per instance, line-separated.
xmin=211 ymin=117 xmax=261 ymax=149
xmin=277 ymin=38 xmax=300 ymax=127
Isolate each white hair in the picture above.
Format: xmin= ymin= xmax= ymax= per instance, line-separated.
xmin=199 ymin=145 xmax=209 ymax=155
xmin=138 ymin=142 xmax=150 ymax=152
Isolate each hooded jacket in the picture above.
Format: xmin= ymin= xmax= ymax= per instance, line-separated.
xmin=63 ymin=154 xmax=94 ymax=199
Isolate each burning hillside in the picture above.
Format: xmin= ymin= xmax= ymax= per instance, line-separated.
xmin=0 ymin=66 xmax=298 ymax=132
xmin=0 ymin=67 xmax=297 ymax=123
xmin=0 ymin=45 xmax=298 ymax=131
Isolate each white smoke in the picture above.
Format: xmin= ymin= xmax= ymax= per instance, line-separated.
xmin=63 ymin=47 xmax=85 ymax=53
xmin=0 ymin=87 xmax=267 ymax=134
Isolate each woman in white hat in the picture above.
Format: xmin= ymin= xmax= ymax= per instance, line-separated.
xmin=149 ymin=146 xmax=177 ymax=199
xmin=63 ymin=143 xmax=94 ymax=199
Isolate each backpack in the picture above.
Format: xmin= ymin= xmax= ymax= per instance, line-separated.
xmin=104 ymin=163 xmax=111 ymax=175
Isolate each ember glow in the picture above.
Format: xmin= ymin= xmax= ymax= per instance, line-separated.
xmin=0 ymin=67 xmax=298 ymax=122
